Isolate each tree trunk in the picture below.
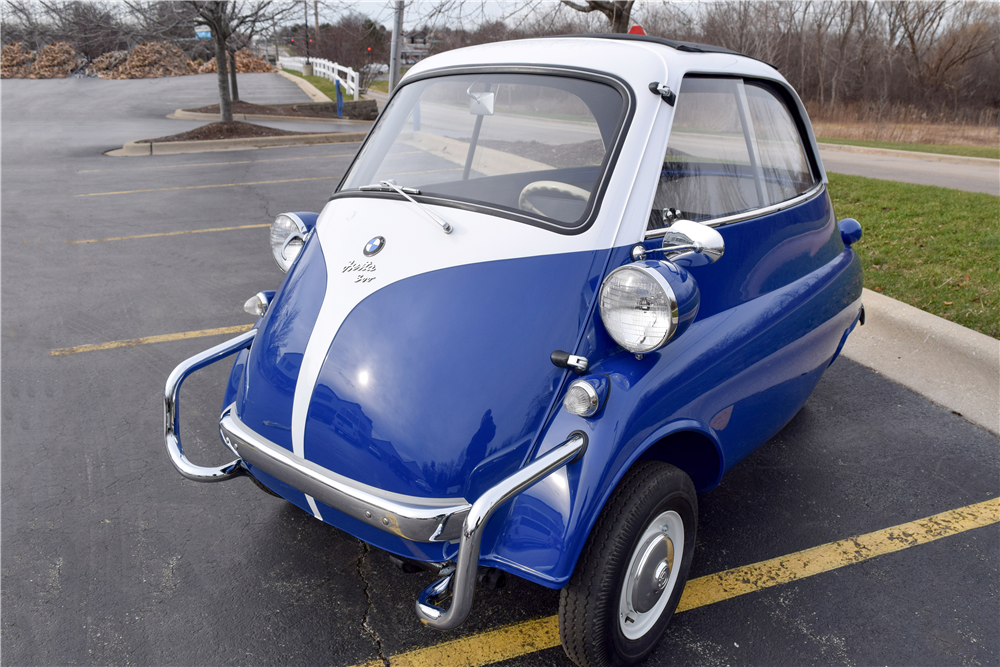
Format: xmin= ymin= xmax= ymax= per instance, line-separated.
xmin=610 ymin=1 xmax=633 ymax=33
xmin=214 ymin=32 xmax=233 ymax=122
xmin=228 ymin=49 xmax=239 ymax=103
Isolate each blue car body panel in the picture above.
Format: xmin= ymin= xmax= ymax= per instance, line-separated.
xmin=224 ymin=186 xmax=862 ymax=587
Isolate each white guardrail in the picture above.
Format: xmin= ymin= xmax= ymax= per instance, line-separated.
xmin=279 ymin=56 xmax=360 ymax=101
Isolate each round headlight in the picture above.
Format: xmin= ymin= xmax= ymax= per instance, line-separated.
xmin=270 ymin=213 xmax=307 ymax=273
xmin=599 ymin=264 xmax=678 ymax=354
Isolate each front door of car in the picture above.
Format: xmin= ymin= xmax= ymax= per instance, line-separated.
xmin=643 ymin=75 xmax=847 ymax=467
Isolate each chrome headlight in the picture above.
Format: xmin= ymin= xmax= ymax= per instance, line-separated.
xmin=599 ymin=264 xmax=678 ymax=354
xmin=270 ymin=213 xmax=307 ymax=273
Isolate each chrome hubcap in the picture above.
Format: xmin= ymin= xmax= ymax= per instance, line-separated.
xmin=619 ymin=510 xmax=684 ymax=639
xmin=627 ymin=534 xmax=674 ymax=613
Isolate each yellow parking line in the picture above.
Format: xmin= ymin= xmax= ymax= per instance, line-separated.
xmin=350 ymin=496 xmax=1000 ymax=667
xmin=68 ymin=223 xmax=270 ymax=244
xmin=49 ymin=324 xmax=253 ymax=356
xmin=77 ymin=153 xmax=359 ymax=173
xmin=75 ymin=175 xmax=337 ymax=197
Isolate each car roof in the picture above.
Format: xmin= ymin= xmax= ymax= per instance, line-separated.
xmin=548 ymin=33 xmax=776 ymax=69
xmin=404 ymin=34 xmax=785 ymax=89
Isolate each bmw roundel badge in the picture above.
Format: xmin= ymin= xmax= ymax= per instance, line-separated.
xmin=363 ymin=236 xmax=385 ymax=257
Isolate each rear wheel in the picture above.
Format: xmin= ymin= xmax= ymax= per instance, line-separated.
xmin=559 ymin=461 xmax=697 ymax=667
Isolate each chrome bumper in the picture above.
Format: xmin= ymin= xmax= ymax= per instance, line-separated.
xmin=219 ymin=407 xmax=472 ymax=542
xmin=164 ymin=329 xmax=587 ymax=631
xmin=164 ymin=329 xmax=255 ymax=482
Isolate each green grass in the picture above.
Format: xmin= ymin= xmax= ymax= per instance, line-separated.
xmin=817 ymin=137 xmax=999 ymax=160
xmin=367 ymin=79 xmax=389 ymax=94
xmin=827 ymin=173 xmax=1000 ymax=338
xmin=282 ymin=69 xmax=334 ymax=101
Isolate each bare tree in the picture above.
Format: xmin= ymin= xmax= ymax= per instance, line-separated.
xmin=309 ymin=13 xmax=389 ymax=94
xmin=558 ymin=1 xmax=635 ymax=33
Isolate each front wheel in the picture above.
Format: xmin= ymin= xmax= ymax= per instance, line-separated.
xmin=559 ymin=461 xmax=697 ymax=667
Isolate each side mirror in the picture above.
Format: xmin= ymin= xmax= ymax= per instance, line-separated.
xmin=468 ymin=85 xmax=495 ymax=116
xmin=660 ymin=219 xmax=725 ymax=267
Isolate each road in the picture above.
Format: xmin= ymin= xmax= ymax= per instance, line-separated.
xmin=2 ymin=75 xmax=997 ymax=667
xmin=818 ymin=145 xmax=999 ymax=196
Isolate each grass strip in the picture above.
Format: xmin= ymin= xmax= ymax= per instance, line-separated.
xmin=282 ymin=68 xmax=336 ymax=101
xmin=827 ymin=173 xmax=999 ymax=338
xmin=818 ymin=137 xmax=999 ymax=160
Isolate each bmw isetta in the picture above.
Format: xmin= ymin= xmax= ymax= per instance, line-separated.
xmin=165 ymin=34 xmax=864 ymax=666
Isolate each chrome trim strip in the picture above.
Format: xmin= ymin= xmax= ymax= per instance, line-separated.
xmin=219 ymin=407 xmax=472 ymax=542
xmin=164 ymin=330 xmax=256 ymax=482
xmin=644 ymin=182 xmax=826 ymax=238
xmin=416 ymin=432 xmax=588 ymax=631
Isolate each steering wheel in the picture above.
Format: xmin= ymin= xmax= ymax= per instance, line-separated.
xmin=518 ymin=181 xmax=591 ymax=217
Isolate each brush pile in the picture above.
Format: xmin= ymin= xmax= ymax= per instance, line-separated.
xmin=28 ymin=42 xmax=77 ymax=78
xmin=198 ymin=49 xmax=272 ymax=74
xmin=108 ymin=42 xmax=198 ymax=78
xmin=87 ymin=50 xmax=129 ymax=77
xmin=1 ymin=42 xmax=34 ymax=78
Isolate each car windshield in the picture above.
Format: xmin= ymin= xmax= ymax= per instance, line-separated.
xmin=340 ymin=72 xmax=627 ymax=228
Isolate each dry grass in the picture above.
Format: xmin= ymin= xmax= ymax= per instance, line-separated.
xmin=806 ymin=102 xmax=999 ymax=148
xmin=811 ymin=120 xmax=998 ymax=147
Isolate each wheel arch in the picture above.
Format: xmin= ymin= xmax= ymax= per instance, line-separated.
xmin=635 ymin=423 xmax=724 ymax=492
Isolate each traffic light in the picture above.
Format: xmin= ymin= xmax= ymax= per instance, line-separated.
xmin=289 ymin=37 xmax=295 ymax=44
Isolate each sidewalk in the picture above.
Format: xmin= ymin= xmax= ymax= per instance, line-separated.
xmin=843 ymin=288 xmax=999 ymax=435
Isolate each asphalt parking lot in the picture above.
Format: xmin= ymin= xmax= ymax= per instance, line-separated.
xmin=2 ymin=75 xmax=997 ymax=667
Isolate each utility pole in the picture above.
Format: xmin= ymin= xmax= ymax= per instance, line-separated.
xmin=389 ymin=0 xmax=404 ymax=91
xmin=302 ymin=0 xmax=313 ymax=76
xmin=314 ymin=0 xmax=319 ymax=47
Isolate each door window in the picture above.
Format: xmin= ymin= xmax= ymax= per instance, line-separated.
xmin=648 ymin=76 xmax=819 ymax=232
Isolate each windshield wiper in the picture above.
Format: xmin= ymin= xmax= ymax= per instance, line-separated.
xmin=360 ymin=182 xmax=420 ymax=195
xmin=361 ymin=180 xmax=453 ymax=234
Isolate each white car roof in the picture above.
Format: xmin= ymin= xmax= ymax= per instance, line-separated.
xmin=404 ymin=34 xmax=789 ymax=92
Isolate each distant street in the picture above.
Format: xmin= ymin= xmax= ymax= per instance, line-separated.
xmin=818 ymin=145 xmax=999 ymax=195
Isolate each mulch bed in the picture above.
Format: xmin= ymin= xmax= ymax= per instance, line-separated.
xmin=138 ymin=120 xmax=317 ymax=143
xmin=185 ymin=100 xmax=338 ymax=118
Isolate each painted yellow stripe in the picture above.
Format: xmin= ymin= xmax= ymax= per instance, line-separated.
xmin=675 ymin=496 xmax=999 ymax=611
xmin=75 ymin=150 xmax=416 ymax=173
xmin=49 ymin=324 xmax=253 ymax=356
xmin=77 ymin=153 xmax=358 ymax=173
xmin=68 ymin=223 xmax=269 ymax=244
xmin=75 ymin=175 xmax=337 ymax=197
xmin=349 ymin=497 xmax=1000 ymax=667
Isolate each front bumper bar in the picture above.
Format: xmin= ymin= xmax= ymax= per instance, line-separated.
xmin=164 ymin=330 xmax=587 ymax=631
xmin=164 ymin=328 xmax=255 ymax=482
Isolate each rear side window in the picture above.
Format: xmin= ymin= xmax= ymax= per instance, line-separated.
xmin=745 ymin=82 xmax=816 ymax=204
xmin=648 ymin=76 xmax=819 ymax=231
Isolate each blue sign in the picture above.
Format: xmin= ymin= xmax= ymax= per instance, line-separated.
xmin=196 ymin=30 xmax=211 ymax=40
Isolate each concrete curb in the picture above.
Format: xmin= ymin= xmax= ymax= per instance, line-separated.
xmin=816 ymin=142 xmax=999 ymax=166
xmin=105 ymin=131 xmax=368 ymax=157
xmin=842 ymin=288 xmax=999 ymax=435
xmin=276 ymin=70 xmax=331 ymax=102
xmin=168 ymin=108 xmax=374 ymax=127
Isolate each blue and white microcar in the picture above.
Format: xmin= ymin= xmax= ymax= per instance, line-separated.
xmin=166 ymin=34 xmax=864 ymax=666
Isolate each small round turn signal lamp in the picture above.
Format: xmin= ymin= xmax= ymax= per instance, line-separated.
xmin=244 ymin=291 xmax=272 ymax=318
xmin=563 ymin=376 xmax=609 ymax=418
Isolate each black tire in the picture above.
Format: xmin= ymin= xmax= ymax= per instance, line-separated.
xmin=559 ymin=461 xmax=697 ymax=667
